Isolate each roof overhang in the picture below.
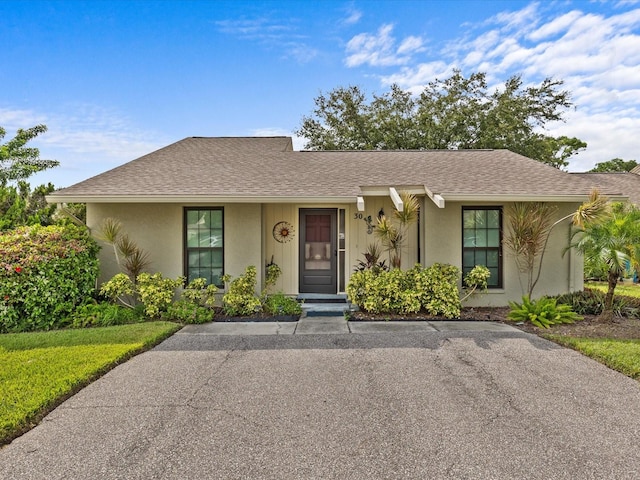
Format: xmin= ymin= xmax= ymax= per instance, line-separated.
xmin=46 ymin=194 xmax=361 ymax=204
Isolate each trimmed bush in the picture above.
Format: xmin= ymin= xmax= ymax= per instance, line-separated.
xmin=346 ymin=263 xmax=461 ymax=318
xmin=221 ymin=266 xmax=262 ymax=316
xmin=0 ymin=225 xmax=99 ymax=332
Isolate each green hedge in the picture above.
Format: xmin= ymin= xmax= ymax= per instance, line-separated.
xmin=0 ymin=225 xmax=100 ymax=332
xmin=347 ymin=263 xmax=461 ymax=318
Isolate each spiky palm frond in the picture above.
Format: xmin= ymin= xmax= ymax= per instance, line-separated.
xmin=116 ymin=234 xmax=138 ymax=258
xmin=97 ymin=217 xmax=122 ymax=243
xmin=393 ymin=191 xmax=419 ymax=225
xmin=572 ymin=189 xmax=609 ymax=228
xmin=123 ymin=248 xmax=151 ymax=279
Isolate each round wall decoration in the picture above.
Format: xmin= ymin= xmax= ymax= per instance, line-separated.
xmin=273 ymin=221 xmax=294 ymax=243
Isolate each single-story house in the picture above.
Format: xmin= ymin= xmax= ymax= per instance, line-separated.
xmin=47 ymin=136 xmax=627 ymax=306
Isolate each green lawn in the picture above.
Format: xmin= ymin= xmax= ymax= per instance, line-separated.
xmin=546 ymin=335 xmax=640 ymax=380
xmin=0 ymin=322 xmax=180 ymax=445
xmin=586 ymin=280 xmax=640 ymax=298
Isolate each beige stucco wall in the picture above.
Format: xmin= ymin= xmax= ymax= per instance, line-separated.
xmin=87 ymin=198 xmax=583 ymax=306
xmin=422 ymin=200 xmax=584 ymax=307
xmin=87 ymin=203 xmax=262 ymax=290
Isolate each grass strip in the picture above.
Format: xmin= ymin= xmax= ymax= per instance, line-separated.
xmin=0 ymin=321 xmax=181 ymax=445
xmin=545 ymin=335 xmax=640 ymax=380
xmin=585 ymin=281 xmax=640 ymax=299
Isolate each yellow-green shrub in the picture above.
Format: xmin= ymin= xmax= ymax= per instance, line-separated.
xmin=347 ymin=263 xmax=462 ymax=318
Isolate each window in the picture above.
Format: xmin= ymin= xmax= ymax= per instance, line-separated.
xmin=462 ymin=207 xmax=502 ymax=288
xmin=184 ymin=208 xmax=224 ymax=287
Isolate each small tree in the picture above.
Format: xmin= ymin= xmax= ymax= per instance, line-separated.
xmin=0 ymin=125 xmax=58 ymax=183
xmin=568 ymin=202 xmax=640 ymax=321
xmin=375 ymin=191 xmax=419 ymax=269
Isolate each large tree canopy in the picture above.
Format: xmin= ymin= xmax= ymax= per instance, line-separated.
xmin=0 ymin=124 xmax=58 ymax=184
xmin=588 ymin=158 xmax=638 ymax=172
xmin=296 ymin=71 xmax=586 ymax=169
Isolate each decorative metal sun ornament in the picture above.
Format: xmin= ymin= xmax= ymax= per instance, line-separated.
xmin=272 ymin=221 xmax=294 ymax=243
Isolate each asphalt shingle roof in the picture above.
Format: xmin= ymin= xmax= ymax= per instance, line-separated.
xmin=571 ymin=172 xmax=640 ymax=205
xmin=48 ymin=136 xmax=623 ymax=202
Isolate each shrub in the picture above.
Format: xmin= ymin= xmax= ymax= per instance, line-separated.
xmin=221 ymin=266 xmax=262 ymax=316
xmin=554 ymin=289 xmax=640 ymax=318
xmin=0 ymin=225 xmax=99 ymax=332
xmin=263 ymin=292 xmax=302 ymax=316
xmin=134 ymin=273 xmax=184 ymax=319
xmin=507 ymin=295 xmax=582 ymax=328
xmin=101 ymin=272 xmax=185 ymax=319
xmin=66 ymin=301 xmax=145 ymax=328
xmin=346 ymin=263 xmax=461 ymax=318
xmin=162 ymin=277 xmax=217 ymax=324
xmin=164 ymin=300 xmax=214 ymax=324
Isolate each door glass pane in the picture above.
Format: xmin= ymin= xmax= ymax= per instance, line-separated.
xmin=305 ymin=214 xmax=331 ymax=270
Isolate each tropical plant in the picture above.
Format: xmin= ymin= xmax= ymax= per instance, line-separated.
xmin=505 ymin=190 xmax=609 ymax=298
xmin=507 ymin=296 xmax=582 ymax=328
xmin=554 ymin=289 xmax=640 ymax=318
xmin=567 ymin=202 xmax=640 ymax=321
xmin=375 ymin=191 xmax=419 ymax=268
xmin=504 ymin=202 xmax=557 ymax=297
xmin=354 ymin=243 xmax=389 ymax=272
xmin=97 ymin=217 xmax=151 ymax=280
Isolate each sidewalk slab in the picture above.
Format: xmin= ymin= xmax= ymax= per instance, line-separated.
xmin=429 ymin=321 xmax=520 ymax=332
xmin=178 ymin=322 xmax=296 ymax=336
xmin=295 ymin=317 xmax=349 ymax=334
xmin=349 ymin=321 xmax=437 ymax=333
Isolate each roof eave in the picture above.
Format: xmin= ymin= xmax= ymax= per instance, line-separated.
xmin=46 ymin=194 xmax=360 ymax=204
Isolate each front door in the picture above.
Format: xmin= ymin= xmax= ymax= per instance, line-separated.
xmin=299 ymin=209 xmax=337 ymax=294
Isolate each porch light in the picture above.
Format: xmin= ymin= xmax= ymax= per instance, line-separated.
xmin=357 ymin=196 xmax=365 ymax=211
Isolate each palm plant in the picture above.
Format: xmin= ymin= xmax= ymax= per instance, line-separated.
xmin=97 ymin=217 xmax=151 ymax=281
xmin=505 ymin=190 xmax=609 ymax=298
xmin=568 ymin=202 xmax=640 ymax=321
xmin=375 ymin=191 xmax=419 ymax=269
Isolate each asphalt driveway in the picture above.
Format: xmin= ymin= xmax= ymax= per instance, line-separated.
xmin=1 ymin=329 xmax=640 ymax=479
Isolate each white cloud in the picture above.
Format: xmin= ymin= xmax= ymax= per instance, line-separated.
xmin=365 ymin=2 xmax=640 ymax=170
xmin=345 ymin=24 xmax=425 ymax=67
xmin=0 ymin=104 xmax=168 ymax=187
xmin=342 ymin=4 xmax=362 ymax=25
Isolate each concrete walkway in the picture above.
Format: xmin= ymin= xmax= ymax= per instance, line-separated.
xmin=181 ymin=316 xmax=520 ymax=335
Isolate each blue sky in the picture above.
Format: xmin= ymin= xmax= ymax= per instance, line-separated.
xmin=2 ymin=0 xmax=639 ymax=188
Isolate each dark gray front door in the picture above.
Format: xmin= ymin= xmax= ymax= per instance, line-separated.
xmin=299 ymin=209 xmax=337 ymax=294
